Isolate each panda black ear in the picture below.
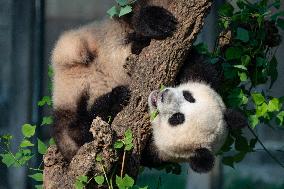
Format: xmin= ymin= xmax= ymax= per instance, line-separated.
xmin=224 ymin=109 xmax=248 ymax=130
xmin=189 ymin=148 xmax=215 ymax=173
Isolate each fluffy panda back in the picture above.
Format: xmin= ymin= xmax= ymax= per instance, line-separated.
xmin=52 ymin=19 xmax=132 ymax=111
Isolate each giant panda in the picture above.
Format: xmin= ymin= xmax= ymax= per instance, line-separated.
xmin=51 ymin=0 xmax=177 ymax=161
xmin=147 ymin=61 xmax=247 ymax=173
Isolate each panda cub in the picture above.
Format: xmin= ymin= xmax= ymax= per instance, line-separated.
xmin=148 ymin=63 xmax=247 ymax=173
xmin=52 ymin=1 xmax=177 ymax=161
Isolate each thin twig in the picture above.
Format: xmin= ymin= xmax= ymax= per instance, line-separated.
xmin=120 ymin=150 xmax=126 ymax=178
xmin=248 ymin=126 xmax=284 ymax=168
xmin=101 ymin=164 xmax=112 ymax=189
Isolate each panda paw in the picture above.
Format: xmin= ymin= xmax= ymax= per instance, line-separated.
xmin=134 ymin=6 xmax=177 ymax=39
xmin=52 ymin=31 xmax=95 ymax=66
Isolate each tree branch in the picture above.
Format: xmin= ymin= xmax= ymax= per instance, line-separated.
xmin=43 ymin=1 xmax=212 ymax=188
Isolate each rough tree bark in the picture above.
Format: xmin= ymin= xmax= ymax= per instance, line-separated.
xmin=44 ymin=0 xmax=212 ymax=188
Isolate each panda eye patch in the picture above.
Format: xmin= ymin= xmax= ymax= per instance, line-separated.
xmin=183 ymin=91 xmax=195 ymax=103
xmin=168 ymin=113 xmax=185 ymax=126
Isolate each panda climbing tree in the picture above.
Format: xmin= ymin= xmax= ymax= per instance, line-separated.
xmin=43 ymin=0 xmax=251 ymax=188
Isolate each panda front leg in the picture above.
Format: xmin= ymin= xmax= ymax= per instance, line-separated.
xmin=52 ymin=30 xmax=95 ymax=67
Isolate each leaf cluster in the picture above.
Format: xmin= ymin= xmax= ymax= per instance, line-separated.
xmin=196 ymin=0 xmax=284 ymax=168
xmin=107 ymin=0 xmax=137 ymax=18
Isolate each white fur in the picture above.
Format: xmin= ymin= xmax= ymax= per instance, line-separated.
xmin=148 ymin=81 xmax=228 ymax=162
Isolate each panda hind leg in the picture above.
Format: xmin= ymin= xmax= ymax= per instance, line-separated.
xmin=53 ymin=93 xmax=93 ymax=161
xmin=133 ymin=6 xmax=178 ymax=40
xmin=52 ymin=30 xmax=95 ymax=67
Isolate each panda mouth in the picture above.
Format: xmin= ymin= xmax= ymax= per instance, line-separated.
xmin=150 ymin=90 xmax=159 ymax=108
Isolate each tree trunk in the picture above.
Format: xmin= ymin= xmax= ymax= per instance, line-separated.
xmin=43 ymin=0 xmax=212 ymax=188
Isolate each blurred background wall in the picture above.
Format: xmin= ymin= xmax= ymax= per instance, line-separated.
xmin=0 ymin=0 xmax=283 ymax=188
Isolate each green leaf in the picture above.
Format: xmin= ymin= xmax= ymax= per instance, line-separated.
xmin=74 ymin=181 xmax=84 ymax=189
xmin=241 ymin=55 xmax=251 ymax=66
xmin=37 ymin=138 xmax=47 ymax=155
xmin=116 ymin=176 xmax=124 ymax=189
xmin=38 ymin=96 xmax=52 ymax=107
xmin=256 ymin=103 xmax=268 ymax=117
xmin=18 ymin=154 xmax=33 ymax=165
xmin=160 ymin=84 xmax=166 ymax=91
xmin=22 ymin=124 xmax=36 ymax=138
xmin=218 ymin=2 xmax=234 ymax=17
xmin=234 ymin=152 xmax=246 ymax=163
xmin=123 ymin=174 xmax=134 ymax=187
xmin=267 ymin=98 xmax=281 ymax=112
xmin=194 ymin=43 xmax=208 ymax=55
xmin=222 ymin=156 xmax=235 ymax=168
xmin=271 ymin=0 xmax=280 ymax=9
xmin=220 ymin=135 xmax=234 ymax=152
xmin=35 ymin=185 xmax=43 ymax=189
xmin=41 ymin=116 xmax=53 ymax=126
xmin=0 ymin=153 xmax=16 ymax=167
xmin=29 ymin=173 xmax=43 ymax=182
xmin=75 ymin=175 xmax=88 ymax=189
xmin=1 ymin=134 xmax=13 ymax=140
xmin=227 ymin=88 xmax=248 ymax=107
xmin=116 ymin=0 xmax=128 ymax=6
xmin=238 ymin=72 xmax=248 ymax=82
xmin=116 ymin=174 xmax=135 ymax=189
xmin=96 ymin=155 xmax=103 ymax=162
xmin=235 ymin=135 xmax=249 ymax=152
xmin=77 ymin=175 xmax=88 ymax=182
xmin=150 ymin=110 xmax=159 ymax=121
xmin=252 ymin=93 xmax=265 ymax=105
xmin=249 ymin=115 xmax=259 ymax=128
xmin=256 ymin=57 xmax=267 ymax=67
xmin=124 ymin=129 xmax=132 ymax=139
xmin=225 ymin=47 xmax=242 ymax=60
xmin=236 ymin=27 xmax=249 ymax=42
xmin=234 ymin=65 xmax=247 ymax=70
xmin=94 ymin=175 xmax=105 ymax=185
xmin=210 ymin=57 xmax=219 ymax=64
xmin=236 ymin=0 xmax=247 ymax=9
xmin=276 ymin=111 xmax=284 ymax=125
xmin=49 ymin=138 xmax=56 ymax=145
xmin=249 ymin=138 xmax=257 ymax=150
xmin=107 ymin=6 xmax=118 ymax=18
xmin=119 ymin=5 xmax=132 ymax=17
xmin=125 ymin=143 xmax=133 ymax=151
xmin=22 ymin=149 xmax=32 ymax=155
xmin=257 ymin=17 xmax=263 ymax=28
xmin=20 ymin=139 xmax=34 ymax=147
xmin=277 ymin=18 xmax=284 ymax=30
xmin=124 ymin=129 xmax=133 ymax=145
xmin=114 ymin=141 xmax=124 ymax=149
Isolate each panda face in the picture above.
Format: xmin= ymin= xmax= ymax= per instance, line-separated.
xmin=148 ymin=82 xmax=228 ymax=162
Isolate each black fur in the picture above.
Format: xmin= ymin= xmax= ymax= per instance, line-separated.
xmin=90 ymin=86 xmax=131 ymax=123
xmin=127 ymin=33 xmax=151 ymax=55
xmin=224 ymin=109 xmax=248 ymax=130
xmin=168 ymin=113 xmax=185 ymax=126
xmin=53 ymin=86 xmax=130 ymax=161
xmin=176 ymin=50 xmax=220 ymax=90
xmin=53 ymin=93 xmax=93 ymax=161
xmin=183 ymin=91 xmax=196 ymax=103
xmin=127 ymin=6 xmax=177 ymax=54
xmin=133 ymin=6 xmax=177 ymax=39
xmin=189 ymin=148 xmax=215 ymax=173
